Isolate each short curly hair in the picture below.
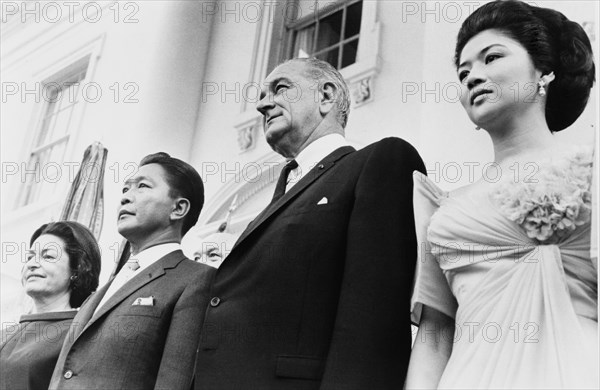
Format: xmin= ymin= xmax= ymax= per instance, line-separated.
xmin=30 ymin=221 xmax=101 ymax=308
xmin=454 ymin=0 xmax=595 ymax=131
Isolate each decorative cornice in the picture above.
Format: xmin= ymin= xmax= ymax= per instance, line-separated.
xmin=340 ymin=21 xmax=381 ymax=108
xmin=351 ymin=75 xmax=372 ymax=107
xmin=233 ymin=110 xmax=263 ymax=153
xmin=198 ymin=150 xmax=283 ymax=226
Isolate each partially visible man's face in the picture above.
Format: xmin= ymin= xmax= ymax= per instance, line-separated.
xmin=191 ymin=232 xmax=239 ymax=269
xmin=117 ymin=163 xmax=176 ymax=243
xmin=257 ymin=61 xmax=322 ymax=157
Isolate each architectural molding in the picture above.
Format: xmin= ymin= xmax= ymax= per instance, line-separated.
xmin=5 ymin=33 xmax=106 ymax=214
xmin=196 ymin=150 xmax=285 ymax=234
xmin=349 ymin=72 xmax=373 ymax=107
xmin=202 ymin=0 xmax=383 ymax=234
xmin=233 ymin=110 xmax=263 ymax=153
xmin=340 ymin=4 xmax=380 ymax=107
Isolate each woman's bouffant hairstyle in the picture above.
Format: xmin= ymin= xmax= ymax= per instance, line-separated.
xmin=30 ymin=221 xmax=101 ymax=308
xmin=454 ymin=0 xmax=595 ymax=132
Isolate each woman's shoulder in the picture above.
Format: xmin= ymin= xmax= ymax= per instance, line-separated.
xmin=19 ymin=310 xmax=77 ymax=323
xmin=539 ymin=143 xmax=593 ymax=172
xmin=414 ymin=143 xmax=594 ymax=203
xmin=493 ymin=144 xmax=593 ymax=190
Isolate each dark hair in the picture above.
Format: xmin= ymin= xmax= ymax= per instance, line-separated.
xmin=140 ymin=152 xmax=204 ymax=235
xmin=30 ymin=221 xmax=101 ymax=308
xmin=454 ymin=0 xmax=595 ymax=132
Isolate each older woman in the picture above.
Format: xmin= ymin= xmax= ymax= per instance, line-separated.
xmin=0 ymin=221 xmax=101 ymax=390
xmin=408 ymin=1 xmax=596 ymax=388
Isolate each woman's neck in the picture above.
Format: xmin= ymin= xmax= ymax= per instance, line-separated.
xmin=487 ymin=114 xmax=555 ymax=166
xmin=31 ymin=291 xmax=72 ymax=314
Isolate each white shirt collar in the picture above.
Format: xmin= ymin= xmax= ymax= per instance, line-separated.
xmin=94 ymin=242 xmax=182 ymax=315
xmin=288 ymin=134 xmax=349 ymax=189
xmin=130 ymin=242 xmax=181 ymax=272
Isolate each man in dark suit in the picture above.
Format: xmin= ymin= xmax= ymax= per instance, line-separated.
xmin=49 ymin=153 xmax=214 ymax=390
xmin=195 ymin=58 xmax=426 ymax=389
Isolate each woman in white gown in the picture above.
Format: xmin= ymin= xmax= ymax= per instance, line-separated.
xmin=406 ymin=1 xmax=597 ymax=388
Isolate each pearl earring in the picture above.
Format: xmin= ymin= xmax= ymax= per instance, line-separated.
xmin=538 ymin=79 xmax=547 ymax=96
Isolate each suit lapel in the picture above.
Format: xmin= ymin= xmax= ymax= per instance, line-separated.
xmin=77 ymin=250 xmax=185 ymax=337
xmin=68 ymin=281 xmax=111 ymax=341
xmin=232 ymin=146 xmax=355 ymax=251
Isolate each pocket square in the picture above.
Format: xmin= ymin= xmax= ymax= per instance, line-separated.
xmin=132 ymin=296 xmax=154 ymax=306
xmin=317 ymin=197 xmax=328 ymax=205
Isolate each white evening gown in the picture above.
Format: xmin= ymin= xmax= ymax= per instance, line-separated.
xmin=411 ymin=147 xmax=598 ymax=389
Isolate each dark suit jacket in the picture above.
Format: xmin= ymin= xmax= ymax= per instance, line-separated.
xmin=49 ymin=250 xmax=215 ymax=390
xmin=195 ymin=137 xmax=426 ymax=389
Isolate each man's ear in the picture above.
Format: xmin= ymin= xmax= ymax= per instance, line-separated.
xmin=319 ymin=81 xmax=338 ymax=116
xmin=170 ymin=198 xmax=191 ymax=222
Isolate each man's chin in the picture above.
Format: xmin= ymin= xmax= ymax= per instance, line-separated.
xmin=117 ymin=223 xmax=134 ymax=238
xmin=265 ymin=128 xmax=289 ymax=151
xmin=265 ymin=121 xmax=288 ymax=139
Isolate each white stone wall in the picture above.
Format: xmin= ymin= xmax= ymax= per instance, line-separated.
xmin=1 ymin=0 xmax=597 ymax=324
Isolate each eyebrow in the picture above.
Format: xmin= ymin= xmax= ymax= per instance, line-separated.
xmin=259 ymin=76 xmax=292 ymax=99
xmin=206 ymin=248 xmax=222 ymax=257
xmin=41 ymin=248 xmax=55 ymax=256
xmin=25 ymin=248 xmax=55 ymax=257
xmin=124 ymin=175 xmax=152 ymax=186
xmin=204 ymin=242 xmax=220 ymax=251
xmin=458 ymin=43 xmax=508 ymax=68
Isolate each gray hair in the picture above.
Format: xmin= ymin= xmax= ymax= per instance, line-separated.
xmin=285 ymin=57 xmax=351 ymax=128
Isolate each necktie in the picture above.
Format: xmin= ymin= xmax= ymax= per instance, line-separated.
xmin=272 ymin=159 xmax=298 ymax=202
xmin=94 ymin=257 xmax=139 ymax=314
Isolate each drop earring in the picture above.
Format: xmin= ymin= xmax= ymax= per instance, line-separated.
xmin=538 ymin=79 xmax=547 ymax=96
xmin=538 ymin=71 xmax=555 ymax=97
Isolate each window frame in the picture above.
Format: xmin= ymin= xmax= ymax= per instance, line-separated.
xmin=233 ymin=0 xmax=379 ymax=154
xmin=284 ymin=0 xmax=363 ymax=70
xmin=16 ymin=60 xmax=90 ymax=208
xmin=2 ymin=34 xmax=106 ymax=220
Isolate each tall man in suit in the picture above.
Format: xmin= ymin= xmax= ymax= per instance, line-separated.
xmin=195 ymin=58 xmax=426 ymax=389
xmin=50 ymin=152 xmax=214 ymax=390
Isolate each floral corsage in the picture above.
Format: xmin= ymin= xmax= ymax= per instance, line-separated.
xmin=491 ymin=147 xmax=593 ymax=243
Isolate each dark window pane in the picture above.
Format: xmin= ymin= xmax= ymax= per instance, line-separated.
xmin=341 ymin=38 xmax=359 ymax=68
xmin=345 ymin=1 xmax=362 ymax=39
xmin=316 ymin=10 xmax=342 ymax=52
xmin=292 ymin=24 xmax=316 ymax=57
xmin=315 ymin=47 xmax=340 ymax=69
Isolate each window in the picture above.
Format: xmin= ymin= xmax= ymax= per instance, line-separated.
xmin=287 ymin=0 xmax=363 ymax=69
xmin=235 ymin=0 xmax=377 ymax=143
xmin=18 ymin=64 xmax=88 ymax=207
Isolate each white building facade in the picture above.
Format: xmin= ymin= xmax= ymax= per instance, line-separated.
xmin=1 ymin=0 xmax=598 ymax=321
